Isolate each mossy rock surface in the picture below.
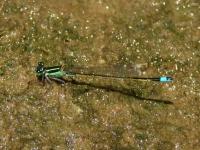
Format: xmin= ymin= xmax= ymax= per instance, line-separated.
xmin=0 ymin=0 xmax=199 ymax=149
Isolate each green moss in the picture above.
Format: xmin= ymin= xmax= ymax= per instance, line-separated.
xmin=135 ymin=133 xmax=148 ymax=141
xmin=0 ymin=68 xmax=4 ymax=76
xmin=155 ymin=140 xmax=174 ymax=150
xmin=2 ymin=2 xmax=20 ymax=14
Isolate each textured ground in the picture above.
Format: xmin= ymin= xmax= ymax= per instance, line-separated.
xmin=0 ymin=0 xmax=199 ymax=149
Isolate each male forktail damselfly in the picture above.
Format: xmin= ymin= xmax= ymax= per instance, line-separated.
xmin=35 ymin=62 xmax=173 ymax=104
xmin=35 ymin=62 xmax=173 ymax=84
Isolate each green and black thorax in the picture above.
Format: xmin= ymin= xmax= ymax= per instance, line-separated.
xmin=35 ymin=62 xmax=65 ymax=81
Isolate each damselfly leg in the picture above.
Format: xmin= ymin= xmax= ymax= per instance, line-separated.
xmin=49 ymin=77 xmax=66 ymax=84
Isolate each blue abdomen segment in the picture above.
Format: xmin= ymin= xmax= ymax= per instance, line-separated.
xmin=160 ymin=76 xmax=173 ymax=82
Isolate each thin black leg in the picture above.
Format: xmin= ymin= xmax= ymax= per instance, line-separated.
xmin=45 ymin=74 xmax=52 ymax=83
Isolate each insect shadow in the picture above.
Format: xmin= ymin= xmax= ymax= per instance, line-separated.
xmin=52 ymin=78 xmax=173 ymax=105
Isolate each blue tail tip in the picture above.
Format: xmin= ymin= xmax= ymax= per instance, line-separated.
xmin=160 ymin=76 xmax=173 ymax=82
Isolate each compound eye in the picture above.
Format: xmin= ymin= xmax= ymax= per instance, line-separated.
xmin=38 ymin=62 xmax=44 ymax=66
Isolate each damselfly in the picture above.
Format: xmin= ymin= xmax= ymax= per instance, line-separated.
xmin=35 ymin=62 xmax=173 ymax=84
xmin=35 ymin=62 xmax=173 ymax=104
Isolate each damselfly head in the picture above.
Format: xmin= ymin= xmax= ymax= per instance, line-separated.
xmin=36 ymin=62 xmax=45 ymax=74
